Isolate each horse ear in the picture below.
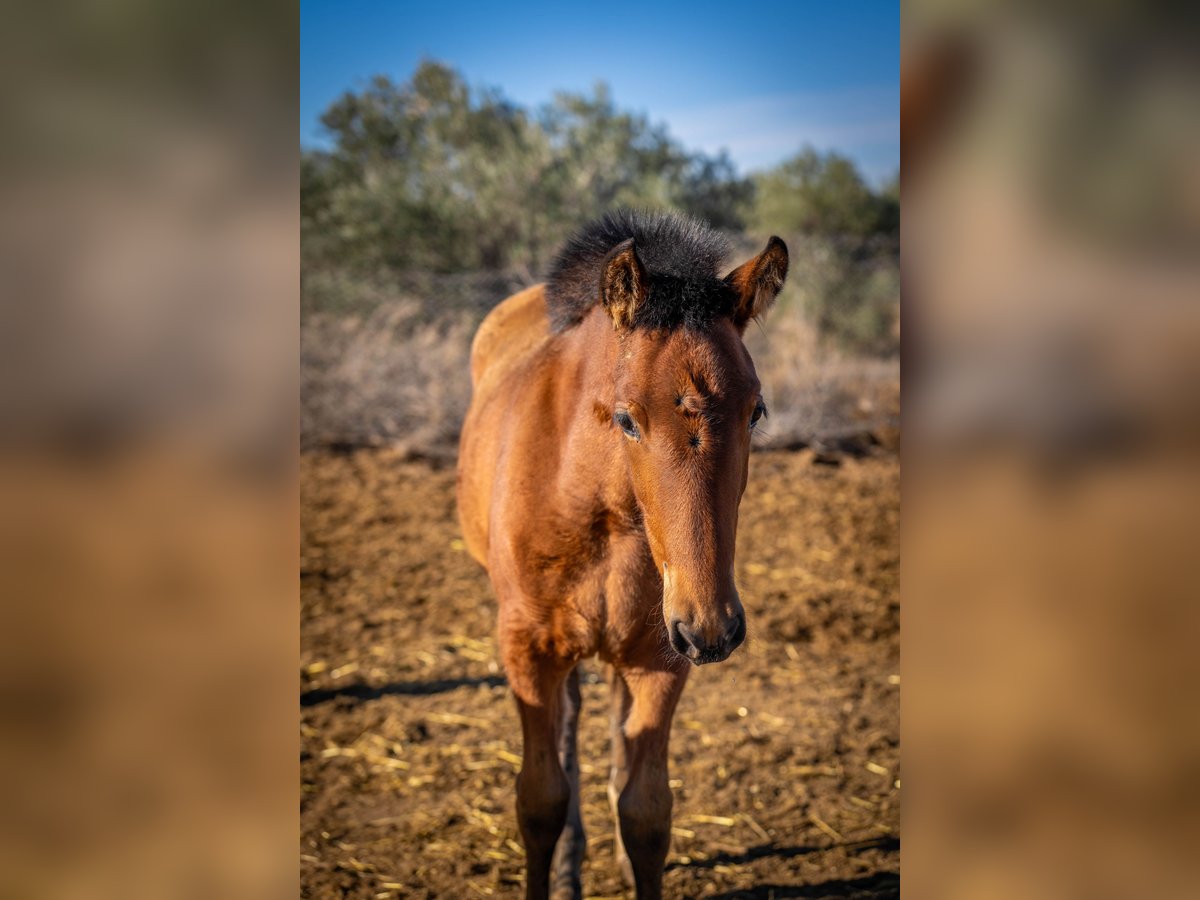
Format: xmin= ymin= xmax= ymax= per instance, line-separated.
xmin=724 ymin=236 xmax=789 ymax=332
xmin=600 ymin=238 xmax=648 ymax=330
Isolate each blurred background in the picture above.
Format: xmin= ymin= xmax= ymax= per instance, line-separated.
xmin=904 ymin=2 xmax=1200 ymax=898
xmin=0 ymin=0 xmax=296 ymax=898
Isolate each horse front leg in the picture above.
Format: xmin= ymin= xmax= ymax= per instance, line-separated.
xmin=607 ymin=665 xmax=635 ymax=888
xmin=550 ymin=664 xmax=585 ymax=900
xmin=505 ymin=638 xmax=573 ymax=900
xmin=609 ymin=664 xmax=688 ymax=900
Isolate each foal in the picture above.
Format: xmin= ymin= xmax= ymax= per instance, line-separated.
xmin=457 ymin=210 xmax=788 ymax=899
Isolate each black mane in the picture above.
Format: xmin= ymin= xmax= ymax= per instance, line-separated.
xmin=545 ymin=210 xmax=735 ymax=332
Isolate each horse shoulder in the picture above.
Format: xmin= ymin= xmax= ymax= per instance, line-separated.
xmin=459 ymin=285 xmax=554 ymax=567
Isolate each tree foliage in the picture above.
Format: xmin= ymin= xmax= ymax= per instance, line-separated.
xmin=302 ymin=62 xmax=755 ymax=276
xmin=750 ymin=147 xmax=898 ymax=239
xmin=302 ymin=61 xmax=899 ymax=356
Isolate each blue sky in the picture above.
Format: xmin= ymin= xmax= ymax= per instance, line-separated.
xmin=301 ymin=1 xmax=898 ymax=183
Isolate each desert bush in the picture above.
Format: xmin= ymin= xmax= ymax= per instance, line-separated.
xmin=745 ymin=287 xmax=899 ymax=451
xmin=751 ymin=147 xmax=898 ymax=240
xmin=302 ymin=266 xmax=531 ymax=319
xmin=301 ymin=301 xmax=476 ymax=456
xmin=787 ymin=235 xmax=900 ymax=357
xmin=303 ymin=63 xmax=755 ymax=279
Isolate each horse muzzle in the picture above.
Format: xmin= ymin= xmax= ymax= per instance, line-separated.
xmin=668 ymin=611 xmax=746 ymax=665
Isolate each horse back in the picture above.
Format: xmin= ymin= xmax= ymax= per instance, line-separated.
xmin=458 ymin=284 xmax=553 ymax=568
xmin=470 ymin=283 xmax=550 ymax=390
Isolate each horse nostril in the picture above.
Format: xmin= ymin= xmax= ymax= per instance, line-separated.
xmin=669 ymin=617 xmax=693 ymax=657
xmin=725 ymin=613 xmax=747 ymax=652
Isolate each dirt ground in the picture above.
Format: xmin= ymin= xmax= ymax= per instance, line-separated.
xmin=301 ymin=449 xmax=899 ymax=899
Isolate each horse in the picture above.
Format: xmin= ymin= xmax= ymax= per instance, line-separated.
xmin=457 ymin=210 xmax=788 ymax=900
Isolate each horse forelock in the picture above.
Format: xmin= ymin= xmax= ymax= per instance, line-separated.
xmin=545 ymin=209 xmax=736 ymax=333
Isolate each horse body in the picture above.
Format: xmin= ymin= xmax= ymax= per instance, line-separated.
xmin=457 ymin=211 xmax=787 ymax=899
xmin=461 ymin=287 xmax=670 ymax=669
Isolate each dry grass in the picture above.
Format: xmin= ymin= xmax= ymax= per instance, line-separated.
xmin=745 ymin=305 xmax=899 ymax=452
xmin=301 ymin=301 xmax=476 ymax=457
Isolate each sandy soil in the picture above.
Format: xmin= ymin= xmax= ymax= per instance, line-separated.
xmin=301 ymin=449 xmax=899 ymax=899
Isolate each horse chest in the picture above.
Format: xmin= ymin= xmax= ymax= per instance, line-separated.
xmin=505 ymin=524 xmax=658 ymax=663
xmin=561 ymin=531 xmax=662 ymax=662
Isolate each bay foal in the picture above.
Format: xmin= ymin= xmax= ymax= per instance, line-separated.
xmin=457 ymin=210 xmax=787 ymax=899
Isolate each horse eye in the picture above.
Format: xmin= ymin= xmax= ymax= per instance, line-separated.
xmin=750 ymin=401 xmax=767 ymax=430
xmin=614 ymin=411 xmax=640 ymax=441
